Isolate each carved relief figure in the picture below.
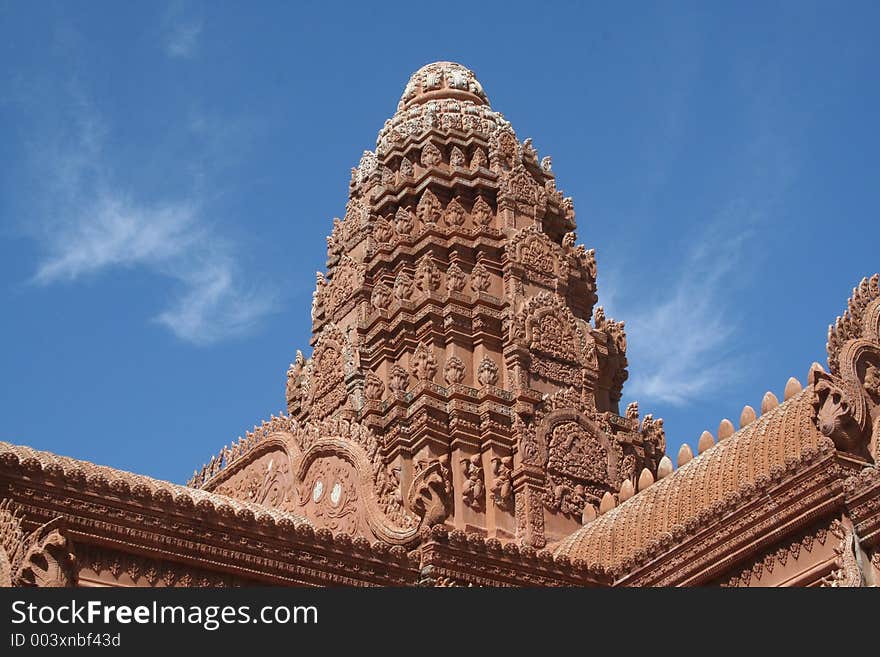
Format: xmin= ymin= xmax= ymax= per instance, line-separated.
xmin=399 ymin=156 xmax=414 ymax=179
xmin=323 ymin=256 xmax=365 ymax=317
xmin=421 ymin=142 xmax=442 ymax=167
xmin=394 ymin=271 xmax=415 ymax=301
xmin=408 ymin=455 xmax=452 ymax=527
xmin=374 ymin=215 xmax=394 ymax=242
xmin=304 ymin=326 xmax=349 ymax=419
xmin=470 ymin=147 xmax=487 ymax=171
xmin=444 ymin=196 xmax=466 ymax=227
xmin=863 ymin=362 xmax=880 ymax=400
xmin=492 ymin=129 xmax=518 ymax=170
xmin=371 ymin=282 xmax=393 ymax=311
xmin=490 ymin=456 xmax=514 ymax=510
xmin=460 ymin=455 xmax=485 ymax=510
xmin=812 ymin=375 xmax=866 ymax=454
xmin=449 ymin=146 xmax=466 ymax=168
xmin=544 ymin=420 xmax=609 ymax=518
xmin=286 ymin=350 xmax=306 ymax=411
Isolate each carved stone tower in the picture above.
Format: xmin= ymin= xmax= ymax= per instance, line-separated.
xmin=194 ymin=62 xmax=666 ymax=548
xmin=4 ymin=63 xmax=879 ymax=590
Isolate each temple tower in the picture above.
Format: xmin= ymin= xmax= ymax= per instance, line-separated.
xmin=278 ymin=62 xmax=664 ymax=545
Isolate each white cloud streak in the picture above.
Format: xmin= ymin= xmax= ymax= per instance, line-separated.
xmin=164 ymin=20 xmax=202 ymax=59
xmin=27 ymin=99 xmax=276 ymax=345
xmin=33 ymin=195 xmax=199 ymax=284
xmin=597 ymin=41 xmax=799 ymax=409
xmin=601 ymin=205 xmax=759 ymax=407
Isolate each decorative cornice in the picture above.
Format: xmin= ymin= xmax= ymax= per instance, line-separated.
xmin=553 ymin=387 xmax=841 ymax=581
xmin=0 ymin=456 xmax=418 ymax=586
xmin=417 ymin=524 xmax=608 ymax=587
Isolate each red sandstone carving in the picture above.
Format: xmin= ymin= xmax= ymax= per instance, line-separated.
xmin=1 ymin=499 xmax=75 ymax=587
xmin=0 ymin=62 xmax=878 ymax=587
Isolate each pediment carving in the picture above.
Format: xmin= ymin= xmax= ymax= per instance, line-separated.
xmin=213 ymin=448 xmax=295 ymax=511
xmin=507 ymin=226 xmax=561 ymax=279
xmin=302 ymin=324 xmax=351 ymax=421
xmin=323 ymin=255 xmax=365 ymax=318
xmin=512 ymin=293 xmax=595 ymax=387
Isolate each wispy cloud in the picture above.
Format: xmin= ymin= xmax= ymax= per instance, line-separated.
xmin=24 ymin=93 xmax=276 ymax=345
xmin=164 ymin=19 xmax=202 ymax=59
xmin=33 ymin=195 xmax=199 ymax=284
xmin=161 ymin=1 xmax=203 ymax=60
xmin=608 ymin=207 xmax=758 ymax=406
xmin=596 ymin=37 xmax=800 ymax=409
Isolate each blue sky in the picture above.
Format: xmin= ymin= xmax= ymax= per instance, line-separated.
xmin=1 ymin=1 xmax=878 ymax=483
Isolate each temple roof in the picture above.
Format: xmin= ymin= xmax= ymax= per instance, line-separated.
xmin=553 ymin=386 xmax=832 ymax=572
xmin=0 ymin=441 xmax=311 ymax=529
xmin=399 ymin=61 xmax=489 ymax=109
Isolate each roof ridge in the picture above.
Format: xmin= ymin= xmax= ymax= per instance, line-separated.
xmin=0 ymin=440 xmax=310 ymax=527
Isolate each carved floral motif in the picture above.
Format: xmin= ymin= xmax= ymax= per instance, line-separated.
xmin=477 ymin=357 xmax=499 ymax=386
xmin=214 ymin=450 xmax=293 ymax=510
xmin=421 ymin=142 xmax=442 ymax=167
xmin=389 ymin=365 xmax=410 ymax=395
xmin=364 ymin=372 xmax=385 ymax=401
xmin=299 ymin=456 xmax=359 ymax=535
xmin=446 ymin=263 xmax=467 ymax=294
xmin=414 ymin=254 xmax=441 ymax=292
xmin=395 ymin=206 xmax=415 ymax=236
xmin=510 ymin=227 xmax=557 ymax=277
xmin=444 ymin=196 xmax=466 ymax=227
xmin=417 ymin=189 xmax=443 ymax=226
xmin=502 ymin=165 xmax=546 ymax=217
xmin=826 ymin=273 xmax=879 ymax=374
xmin=444 ymin=356 xmax=466 ymax=385
xmin=471 ymin=262 xmax=490 ymax=292
xmin=472 ymin=195 xmax=492 ymax=225
xmin=411 ymin=344 xmax=438 ymax=382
